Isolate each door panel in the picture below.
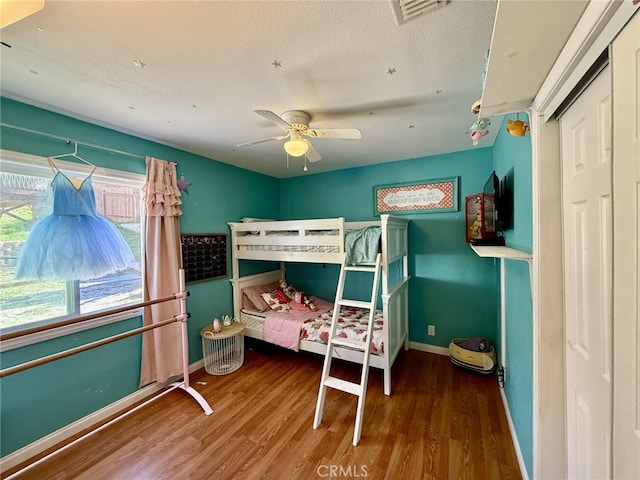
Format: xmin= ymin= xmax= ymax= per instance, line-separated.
xmin=561 ymin=65 xmax=612 ymax=480
xmin=612 ymin=12 xmax=640 ymax=479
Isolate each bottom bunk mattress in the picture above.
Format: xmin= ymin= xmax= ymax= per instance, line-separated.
xmin=240 ymin=297 xmax=385 ymax=355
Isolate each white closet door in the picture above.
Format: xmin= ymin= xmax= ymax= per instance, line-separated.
xmin=561 ymin=65 xmax=613 ymax=479
xmin=612 ymin=12 xmax=640 ymax=480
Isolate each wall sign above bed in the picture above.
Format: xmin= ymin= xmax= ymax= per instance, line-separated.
xmin=180 ymin=233 xmax=228 ymax=284
xmin=374 ymin=177 xmax=459 ymax=214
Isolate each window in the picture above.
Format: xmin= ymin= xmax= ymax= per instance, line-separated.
xmin=0 ymin=150 xmax=145 ymax=346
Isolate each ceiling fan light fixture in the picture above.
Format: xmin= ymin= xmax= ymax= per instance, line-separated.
xmin=284 ymin=138 xmax=308 ymax=157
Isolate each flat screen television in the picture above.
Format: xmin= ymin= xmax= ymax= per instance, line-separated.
xmin=465 ymin=170 xmax=511 ymax=245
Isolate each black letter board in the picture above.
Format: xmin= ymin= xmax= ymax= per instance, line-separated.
xmin=180 ymin=233 xmax=228 ymax=284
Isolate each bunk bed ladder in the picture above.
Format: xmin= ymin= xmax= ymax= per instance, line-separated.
xmin=313 ymin=252 xmax=382 ymax=446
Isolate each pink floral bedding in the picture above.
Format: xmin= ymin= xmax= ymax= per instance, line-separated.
xmin=301 ymin=306 xmax=384 ymax=355
xmin=260 ymin=298 xmax=384 ymax=355
xmin=263 ymin=297 xmax=333 ymax=351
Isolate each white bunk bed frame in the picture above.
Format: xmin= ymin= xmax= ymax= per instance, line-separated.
xmin=228 ymin=214 xmax=410 ymax=395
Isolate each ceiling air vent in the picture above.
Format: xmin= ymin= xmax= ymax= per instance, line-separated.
xmin=391 ymin=0 xmax=450 ymax=25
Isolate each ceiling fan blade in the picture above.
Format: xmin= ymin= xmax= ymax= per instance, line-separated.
xmin=306 ymin=128 xmax=362 ymax=140
xmin=306 ymin=141 xmax=322 ymax=162
xmin=255 ymin=110 xmax=292 ymax=131
xmin=236 ymin=135 xmax=286 ymax=147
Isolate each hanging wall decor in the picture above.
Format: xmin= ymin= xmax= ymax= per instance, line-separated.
xmin=177 ymin=174 xmax=192 ymax=194
xmin=374 ymin=177 xmax=459 ymax=215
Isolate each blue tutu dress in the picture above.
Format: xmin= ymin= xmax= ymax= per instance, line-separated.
xmin=15 ymin=161 xmax=136 ymax=281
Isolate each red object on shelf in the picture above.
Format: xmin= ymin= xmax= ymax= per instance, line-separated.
xmin=465 ymin=193 xmax=497 ymax=244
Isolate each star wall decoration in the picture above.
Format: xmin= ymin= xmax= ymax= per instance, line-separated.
xmin=177 ymin=174 xmax=192 ymax=194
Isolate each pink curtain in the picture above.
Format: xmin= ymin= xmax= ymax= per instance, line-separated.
xmin=139 ymin=157 xmax=183 ymax=386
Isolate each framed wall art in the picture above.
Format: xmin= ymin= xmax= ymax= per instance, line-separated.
xmin=374 ymin=177 xmax=459 ymax=215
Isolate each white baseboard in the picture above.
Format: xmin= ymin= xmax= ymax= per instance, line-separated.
xmin=500 ymin=388 xmax=530 ymax=480
xmin=0 ymin=359 xmax=205 ymax=474
xmin=409 ymin=341 xmax=449 ymax=356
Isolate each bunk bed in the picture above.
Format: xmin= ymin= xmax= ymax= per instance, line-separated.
xmin=228 ymin=214 xmax=409 ymax=395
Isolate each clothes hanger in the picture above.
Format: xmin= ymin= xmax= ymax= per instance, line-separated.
xmin=49 ymin=140 xmax=96 ymax=168
xmin=48 ymin=141 xmax=97 ymax=188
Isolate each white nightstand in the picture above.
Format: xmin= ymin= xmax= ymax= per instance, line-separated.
xmin=200 ymin=322 xmax=246 ymax=375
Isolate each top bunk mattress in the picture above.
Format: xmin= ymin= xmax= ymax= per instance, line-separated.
xmin=237 ymin=228 xmax=342 ymax=254
xmin=228 ymin=217 xmax=384 ymax=264
xmin=228 ymin=215 xmax=409 ymax=265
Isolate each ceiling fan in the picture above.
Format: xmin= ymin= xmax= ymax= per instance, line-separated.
xmin=236 ymin=110 xmax=361 ymax=163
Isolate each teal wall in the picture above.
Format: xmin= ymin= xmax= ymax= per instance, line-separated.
xmin=280 ymin=149 xmax=500 ymax=348
xmin=492 ymin=113 xmax=533 ymax=479
xmin=0 ymin=98 xmax=280 ymax=456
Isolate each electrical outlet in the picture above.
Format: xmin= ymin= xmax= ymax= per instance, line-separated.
xmin=427 ymin=325 xmax=435 ymax=336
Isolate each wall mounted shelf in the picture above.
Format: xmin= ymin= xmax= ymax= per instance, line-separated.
xmin=479 ymin=1 xmax=588 ymax=118
xmin=470 ymin=244 xmax=532 ymax=262
xmin=470 ymin=243 xmax=533 ymax=378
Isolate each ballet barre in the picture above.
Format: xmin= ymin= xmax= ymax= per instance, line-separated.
xmin=0 ymin=269 xmax=212 ymax=479
xmin=0 ymin=315 xmax=179 ymax=378
xmin=0 ymin=292 xmax=181 ymax=342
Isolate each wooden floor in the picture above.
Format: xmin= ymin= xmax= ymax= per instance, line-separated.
xmin=5 ymin=345 xmax=522 ymax=480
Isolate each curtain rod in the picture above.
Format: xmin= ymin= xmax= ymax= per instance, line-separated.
xmin=0 ymin=121 xmax=147 ymax=160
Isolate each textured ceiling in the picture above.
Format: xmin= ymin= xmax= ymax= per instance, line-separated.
xmin=0 ymin=1 xmax=499 ymax=178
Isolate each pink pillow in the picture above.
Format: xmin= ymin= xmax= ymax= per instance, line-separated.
xmin=261 ymin=292 xmax=291 ymax=312
xmin=241 ymin=281 xmax=281 ymax=312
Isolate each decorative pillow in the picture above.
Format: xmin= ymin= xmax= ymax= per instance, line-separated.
xmin=272 ymin=287 xmax=292 ymax=304
xmin=241 ymin=281 xmax=281 ymax=312
xmin=261 ymin=292 xmax=291 ymax=312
